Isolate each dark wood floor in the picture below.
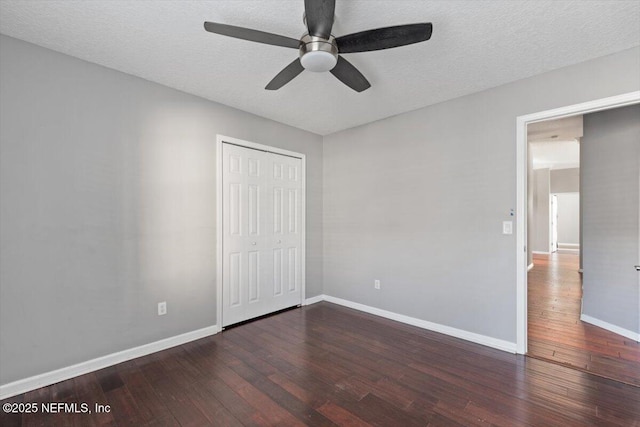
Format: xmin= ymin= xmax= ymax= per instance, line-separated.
xmin=3 ymin=302 xmax=640 ymax=426
xmin=528 ymin=252 xmax=640 ymax=387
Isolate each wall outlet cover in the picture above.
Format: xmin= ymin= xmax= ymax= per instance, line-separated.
xmin=158 ymin=302 xmax=167 ymax=316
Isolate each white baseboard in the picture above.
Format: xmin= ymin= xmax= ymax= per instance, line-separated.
xmin=527 ymin=263 xmax=534 ymax=271
xmin=320 ymin=295 xmax=516 ymax=353
xmin=1 ymin=292 xmax=523 ymax=399
xmin=580 ymin=314 xmax=639 ymax=342
xmin=0 ymin=324 xmax=219 ymax=400
xmin=558 ymin=243 xmax=580 ymax=249
xmin=557 ymin=248 xmax=579 ymax=253
xmin=304 ymin=294 xmax=324 ymax=305
xmin=532 ymin=251 xmax=550 ymax=255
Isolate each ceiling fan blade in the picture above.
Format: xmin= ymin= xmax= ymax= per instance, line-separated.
xmin=304 ymin=0 xmax=335 ymax=39
xmin=336 ymin=23 xmax=432 ymax=53
xmin=330 ymin=56 xmax=371 ymax=92
xmin=204 ymin=22 xmax=300 ymax=49
xmin=265 ymin=58 xmax=305 ymax=90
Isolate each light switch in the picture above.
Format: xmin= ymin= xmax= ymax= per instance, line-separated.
xmin=503 ymin=221 xmax=513 ymax=235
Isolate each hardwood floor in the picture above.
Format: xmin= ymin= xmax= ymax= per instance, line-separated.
xmin=528 ymin=252 xmax=640 ymax=386
xmin=3 ymin=302 xmax=640 ymax=426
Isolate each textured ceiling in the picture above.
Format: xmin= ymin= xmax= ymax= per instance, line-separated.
xmin=1 ymin=1 xmax=639 ymax=135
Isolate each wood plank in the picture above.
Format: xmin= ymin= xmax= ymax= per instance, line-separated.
xmin=528 ymin=252 xmax=640 ymax=386
xmin=2 ymin=300 xmax=639 ymax=426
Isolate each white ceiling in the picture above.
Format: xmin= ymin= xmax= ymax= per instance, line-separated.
xmin=529 ymin=116 xmax=582 ymax=170
xmin=1 ymin=1 xmax=639 ymax=135
xmin=528 ymin=115 xmax=583 ymax=144
xmin=530 ymin=140 xmax=580 ymax=170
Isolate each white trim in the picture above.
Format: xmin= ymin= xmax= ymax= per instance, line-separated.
xmin=527 ymin=263 xmax=534 ymax=271
xmin=322 ymin=295 xmax=517 ymax=353
xmin=304 ymin=294 xmax=324 ymax=305
xmin=516 ymin=91 xmax=640 ymax=355
xmin=558 ymin=243 xmax=580 ymax=248
xmin=218 ymin=135 xmax=305 ymax=159
xmin=532 ymin=251 xmax=550 ymax=255
xmin=216 ymin=138 xmax=224 ymax=337
xmin=580 ymin=314 xmax=640 ymax=342
xmin=215 ymin=135 xmax=307 ymax=329
xmin=550 ymin=194 xmax=557 ymax=255
xmin=0 ymin=325 xmax=219 ymax=400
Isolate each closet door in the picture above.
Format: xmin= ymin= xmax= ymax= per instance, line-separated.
xmin=269 ymin=152 xmax=303 ymax=313
xmin=222 ymin=143 xmax=302 ymax=327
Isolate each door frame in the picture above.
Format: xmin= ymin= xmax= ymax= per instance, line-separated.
xmin=550 ymin=194 xmax=558 ymax=253
xmin=216 ymin=135 xmax=307 ymax=331
xmin=515 ymin=90 xmax=640 ymax=354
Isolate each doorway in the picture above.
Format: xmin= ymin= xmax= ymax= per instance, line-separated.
xmin=216 ymin=135 xmax=306 ymax=329
xmin=516 ymin=92 xmax=640 ymax=355
xmin=516 ymin=92 xmax=640 ymax=382
xmin=553 ymin=192 xmax=580 ymax=254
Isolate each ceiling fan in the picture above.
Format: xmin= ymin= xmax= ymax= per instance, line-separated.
xmin=204 ymin=0 xmax=432 ymax=92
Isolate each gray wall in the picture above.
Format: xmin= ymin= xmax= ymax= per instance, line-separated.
xmin=323 ymin=47 xmax=640 ymax=343
xmin=533 ymin=169 xmax=551 ymax=253
xmin=556 ymin=193 xmax=580 ymax=245
xmin=550 ymin=167 xmax=580 ymax=193
xmin=529 ymin=167 xmax=579 ymax=259
xmin=0 ymin=35 xmax=323 ymax=385
xmin=551 ymin=168 xmax=580 ymax=247
xmin=581 ymin=104 xmax=640 ymax=334
xmin=1 ymin=35 xmax=639 ymax=387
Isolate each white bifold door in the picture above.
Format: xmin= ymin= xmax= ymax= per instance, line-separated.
xmin=222 ymin=143 xmax=303 ymax=327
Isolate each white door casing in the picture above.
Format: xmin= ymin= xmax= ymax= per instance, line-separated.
xmin=550 ymin=194 xmax=558 ymax=253
xmin=515 ymin=91 xmax=640 ymax=354
xmin=219 ymin=137 xmax=305 ymax=327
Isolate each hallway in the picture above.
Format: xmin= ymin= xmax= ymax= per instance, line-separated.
xmin=527 ymin=252 xmax=640 ymax=386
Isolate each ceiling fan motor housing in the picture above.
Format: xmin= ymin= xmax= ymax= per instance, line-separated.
xmin=299 ymin=34 xmax=338 ymax=72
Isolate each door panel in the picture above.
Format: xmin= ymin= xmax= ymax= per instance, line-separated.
xmin=229 ymin=252 xmax=241 ymax=307
xmin=248 ymin=250 xmax=260 ymax=302
xmin=222 ymin=143 xmax=302 ymax=327
xmin=229 ymin=183 xmax=241 ymax=236
xmin=273 ymin=187 xmax=283 ymax=234
xmin=272 ymin=153 xmax=303 ymax=305
xmin=288 ymin=247 xmax=298 ymax=292
xmin=273 ymin=248 xmax=283 ymax=296
xmin=248 ymin=185 xmax=259 ymax=236
xmin=288 ymin=189 xmax=298 ymax=233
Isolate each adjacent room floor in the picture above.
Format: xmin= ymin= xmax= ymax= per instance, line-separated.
xmin=2 ymin=302 xmax=640 ymax=426
xmin=528 ymin=252 xmax=640 ymax=387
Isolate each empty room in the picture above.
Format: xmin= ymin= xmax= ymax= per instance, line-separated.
xmin=1 ymin=1 xmax=639 ymax=426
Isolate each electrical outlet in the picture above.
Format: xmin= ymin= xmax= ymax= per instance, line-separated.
xmin=158 ymin=301 xmax=167 ymax=316
xmin=374 ymin=280 xmax=381 ymax=290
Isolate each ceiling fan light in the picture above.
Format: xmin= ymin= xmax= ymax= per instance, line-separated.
xmin=301 ymin=50 xmax=338 ymax=72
